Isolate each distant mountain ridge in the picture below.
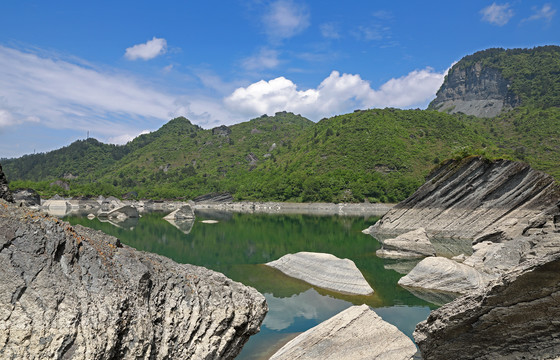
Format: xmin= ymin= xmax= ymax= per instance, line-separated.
xmin=429 ymin=46 xmax=560 ymax=117
xmin=3 ymin=46 xmax=560 ymax=202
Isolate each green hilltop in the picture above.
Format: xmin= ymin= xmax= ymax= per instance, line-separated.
xmin=3 ymin=46 xmax=560 ymax=203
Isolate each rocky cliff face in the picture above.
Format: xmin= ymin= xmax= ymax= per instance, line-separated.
xmin=414 ymin=250 xmax=560 ymax=359
xmin=429 ymin=62 xmax=519 ymax=117
xmin=0 ymin=200 xmax=267 ymax=359
xmin=0 ymin=163 xmax=13 ymax=203
xmin=369 ymin=156 xmax=560 ymax=240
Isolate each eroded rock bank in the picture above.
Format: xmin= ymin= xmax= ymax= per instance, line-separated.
xmin=0 ymin=200 xmax=267 ymax=359
xmin=369 ymin=156 xmax=560 ymax=240
xmin=414 ymin=251 xmax=560 ymax=360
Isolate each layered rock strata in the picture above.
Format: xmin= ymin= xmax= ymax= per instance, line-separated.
xmin=270 ymin=305 xmax=417 ymax=360
xmin=414 ymin=251 xmax=560 ymax=360
xmin=0 ymin=200 xmax=267 ymax=359
xmin=265 ymin=252 xmax=373 ymax=295
xmin=370 ymin=157 xmax=560 ymax=240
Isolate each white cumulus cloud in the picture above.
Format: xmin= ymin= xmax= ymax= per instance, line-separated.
xmin=125 ymin=37 xmax=167 ymax=60
xmin=263 ymin=0 xmax=310 ymax=40
xmin=225 ymin=67 xmax=446 ymax=120
xmin=480 ymin=3 xmax=514 ymax=26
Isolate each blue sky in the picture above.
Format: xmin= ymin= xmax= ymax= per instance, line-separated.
xmin=0 ymin=1 xmax=558 ymax=158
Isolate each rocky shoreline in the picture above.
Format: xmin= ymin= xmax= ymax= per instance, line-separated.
xmin=0 ymin=199 xmax=267 ymax=359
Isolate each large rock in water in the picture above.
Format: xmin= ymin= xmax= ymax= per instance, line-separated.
xmin=414 ymin=251 xmax=560 ymax=359
xmin=0 ymin=163 xmax=13 ymax=203
xmin=265 ymin=252 xmax=373 ymax=295
xmin=0 ymin=200 xmax=267 ymax=359
xmin=270 ymin=305 xmax=417 ymax=360
xmin=371 ymin=156 xmax=560 ymax=240
xmin=12 ymin=188 xmax=41 ymax=207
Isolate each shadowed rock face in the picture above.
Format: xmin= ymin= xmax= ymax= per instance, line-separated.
xmin=0 ymin=164 xmax=13 ymax=203
xmin=0 ymin=200 xmax=267 ymax=359
xmin=429 ymin=63 xmax=519 ymax=117
xmin=414 ymin=251 xmax=560 ymax=360
xmin=371 ymin=157 xmax=560 ymax=240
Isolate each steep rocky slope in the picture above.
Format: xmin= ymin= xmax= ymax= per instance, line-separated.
xmin=0 ymin=200 xmax=267 ymax=359
xmin=429 ymin=46 xmax=560 ymax=117
xmin=369 ymin=156 xmax=560 ymax=240
xmin=414 ymin=250 xmax=560 ymax=359
xmin=430 ymin=63 xmax=518 ymax=117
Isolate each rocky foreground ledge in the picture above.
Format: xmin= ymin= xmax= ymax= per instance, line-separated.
xmin=0 ymin=200 xmax=267 ymax=359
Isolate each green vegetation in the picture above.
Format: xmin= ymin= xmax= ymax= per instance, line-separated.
xmin=4 ymin=106 xmax=560 ymax=203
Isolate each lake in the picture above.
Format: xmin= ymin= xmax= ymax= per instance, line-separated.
xmin=65 ymin=210 xmax=437 ymax=359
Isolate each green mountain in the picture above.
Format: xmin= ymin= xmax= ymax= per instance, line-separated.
xmin=3 ymin=46 xmax=560 ymax=202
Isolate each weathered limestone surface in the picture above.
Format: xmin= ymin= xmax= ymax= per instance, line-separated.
xmin=266 ymin=252 xmax=373 ymax=295
xmin=414 ymin=251 xmax=560 ymax=360
xmin=0 ymin=200 xmax=267 ymax=359
xmin=270 ymin=305 xmax=417 ymax=360
xmin=376 ymin=228 xmax=436 ymax=258
xmin=371 ymin=157 xmax=560 ymax=240
xmin=398 ymin=256 xmax=494 ymax=294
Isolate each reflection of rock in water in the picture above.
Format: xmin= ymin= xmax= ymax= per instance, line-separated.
xmin=98 ymin=216 xmax=139 ymax=230
xmin=166 ymin=218 xmax=195 ymax=234
xmin=384 ymin=259 xmax=421 ymax=274
xmin=400 ymin=286 xmax=460 ymax=306
xmin=195 ymin=209 xmax=233 ymax=221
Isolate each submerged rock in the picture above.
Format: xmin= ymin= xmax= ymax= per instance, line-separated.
xmin=266 ymin=252 xmax=373 ymax=295
xmin=376 ymin=227 xmax=436 ymax=258
xmin=270 ymin=305 xmax=417 ymax=360
xmin=414 ymin=251 xmax=560 ymax=360
xmin=0 ymin=200 xmax=267 ymax=359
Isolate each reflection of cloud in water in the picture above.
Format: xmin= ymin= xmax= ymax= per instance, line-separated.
xmin=263 ymin=288 xmax=350 ymax=331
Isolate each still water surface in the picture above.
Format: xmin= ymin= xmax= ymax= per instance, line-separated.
xmin=66 ymin=210 xmax=436 ymax=359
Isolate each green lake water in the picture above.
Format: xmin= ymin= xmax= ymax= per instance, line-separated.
xmin=66 ymin=210 xmax=437 ymax=359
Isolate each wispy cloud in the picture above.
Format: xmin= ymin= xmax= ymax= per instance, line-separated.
xmin=522 ymin=3 xmax=556 ymax=23
xmin=125 ymin=37 xmax=167 ymax=60
xmin=242 ymin=48 xmax=281 ymax=70
xmin=225 ymin=67 xmax=446 ymax=120
xmin=480 ymin=3 xmax=514 ymax=26
xmin=263 ymin=0 xmax=310 ymax=40
xmin=0 ymin=45 xmax=182 ymax=138
xmin=320 ymin=23 xmax=341 ymax=39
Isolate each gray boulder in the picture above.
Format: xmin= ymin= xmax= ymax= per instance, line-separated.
xmin=398 ymin=256 xmax=495 ymax=294
xmin=0 ymin=163 xmax=13 ymax=203
xmin=266 ymin=252 xmax=373 ymax=295
xmin=270 ymin=305 xmax=417 ymax=360
xmin=0 ymin=200 xmax=267 ymax=359
xmin=163 ymin=204 xmax=195 ymax=221
xmin=376 ymin=228 xmax=436 ymax=258
xmin=414 ymin=251 xmax=560 ymax=360
xmin=12 ymin=188 xmax=41 ymax=206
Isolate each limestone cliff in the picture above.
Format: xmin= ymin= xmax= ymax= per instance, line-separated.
xmin=429 ymin=62 xmax=519 ymax=117
xmin=0 ymin=200 xmax=267 ymax=359
xmin=369 ymin=156 xmax=560 ymax=240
